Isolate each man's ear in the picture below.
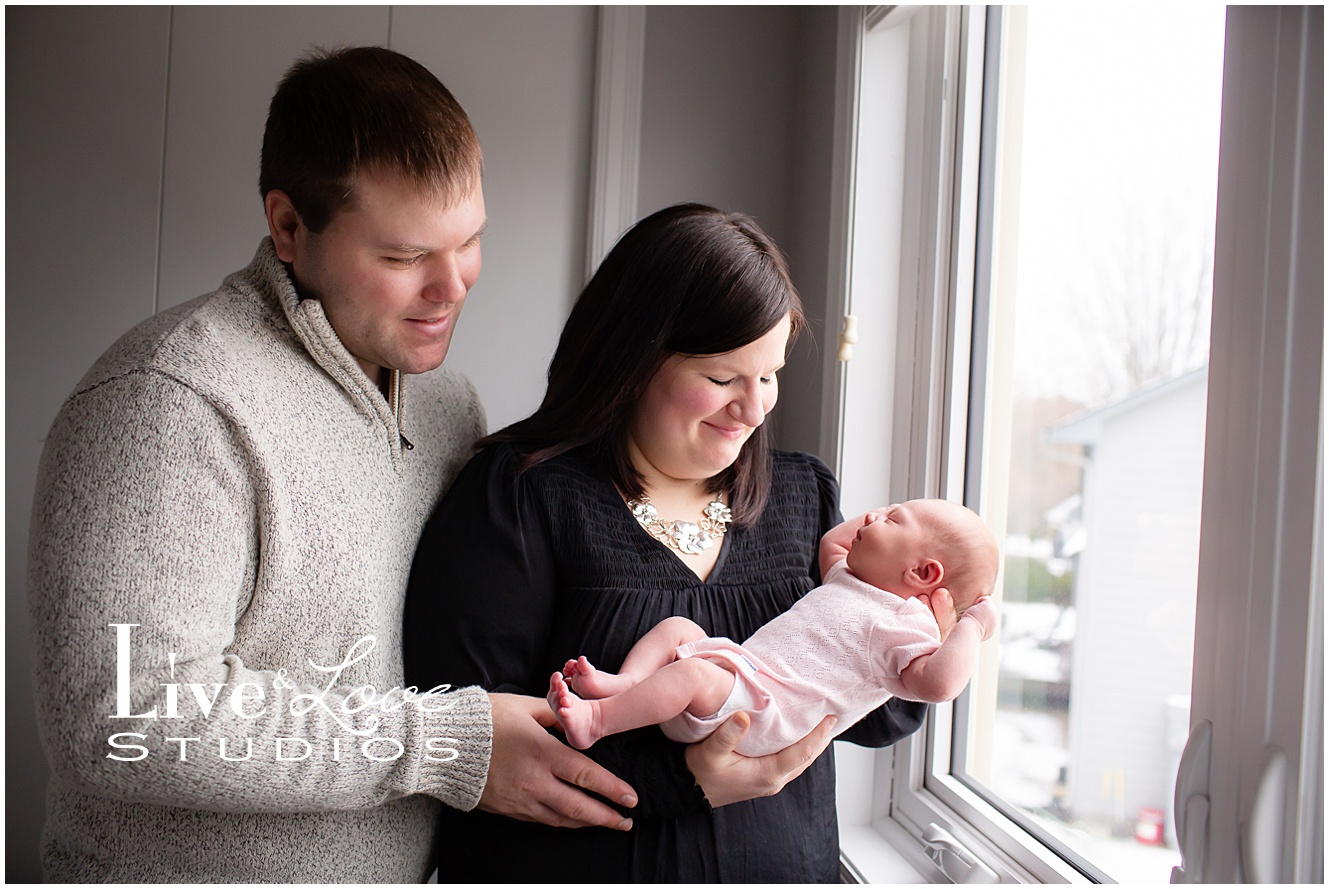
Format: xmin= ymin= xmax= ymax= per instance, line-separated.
xmin=264 ymin=190 xmax=303 ymax=264
xmin=907 ymin=559 xmax=944 ymax=588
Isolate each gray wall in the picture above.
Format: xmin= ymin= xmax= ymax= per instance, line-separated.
xmin=639 ymin=6 xmax=840 ymax=455
xmin=5 ymin=5 xmax=838 ymax=879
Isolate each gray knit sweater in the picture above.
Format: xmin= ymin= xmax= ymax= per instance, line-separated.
xmin=27 ymin=239 xmax=492 ymax=882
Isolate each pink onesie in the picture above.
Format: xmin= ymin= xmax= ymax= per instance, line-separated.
xmin=661 ymin=559 xmax=941 ymax=756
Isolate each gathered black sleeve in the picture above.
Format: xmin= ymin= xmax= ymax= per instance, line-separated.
xmin=403 ymin=444 xmax=556 ymax=696
xmin=804 ymin=453 xmax=930 ymax=747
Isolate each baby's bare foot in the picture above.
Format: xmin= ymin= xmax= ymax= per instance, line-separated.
xmin=566 ymin=655 xmax=634 ymax=699
xmin=547 ymin=671 xmax=601 ymax=749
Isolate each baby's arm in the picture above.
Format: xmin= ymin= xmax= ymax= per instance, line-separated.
xmin=898 ymin=597 xmax=998 ymax=702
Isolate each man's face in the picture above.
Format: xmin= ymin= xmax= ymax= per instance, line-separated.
xmin=280 ymin=171 xmax=487 ymax=385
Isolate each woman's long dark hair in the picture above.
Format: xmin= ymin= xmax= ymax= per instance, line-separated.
xmin=485 ymin=203 xmax=806 ymax=525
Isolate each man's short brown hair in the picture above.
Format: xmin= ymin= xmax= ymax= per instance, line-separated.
xmin=260 ymin=46 xmax=483 ymax=232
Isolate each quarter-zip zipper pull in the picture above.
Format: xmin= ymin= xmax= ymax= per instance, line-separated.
xmin=387 ymin=369 xmax=413 ymax=453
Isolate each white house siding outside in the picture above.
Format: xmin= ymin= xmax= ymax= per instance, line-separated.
xmin=1049 ymin=368 xmax=1208 ymax=840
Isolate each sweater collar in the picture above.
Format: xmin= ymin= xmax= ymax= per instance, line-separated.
xmin=248 ymin=237 xmax=407 ymax=442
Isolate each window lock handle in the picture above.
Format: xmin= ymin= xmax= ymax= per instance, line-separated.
xmin=1171 ymin=719 xmax=1213 ymax=883
xmin=837 ymin=314 xmax=859 ymax=362
xmin=922 ymin=823 xmax=1000 ymax=883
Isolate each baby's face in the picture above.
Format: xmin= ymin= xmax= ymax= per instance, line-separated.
xmin=845 ymin=499 xmax=986 ymax=611
xmin=844 ymin=501 xmax=934 ymax=596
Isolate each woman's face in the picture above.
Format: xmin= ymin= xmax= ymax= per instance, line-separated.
xmin=628 ymin=315 xmax=791 ymax=486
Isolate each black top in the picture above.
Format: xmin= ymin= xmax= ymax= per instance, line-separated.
xmin=403 ymin=443 xmax=926 ymax=883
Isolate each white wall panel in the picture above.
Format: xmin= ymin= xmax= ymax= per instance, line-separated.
xmin=6 ymin=8 xmax=172 ymax=880
xmin=639 ymin=6 xmax=799 ymax=228
xmin=158 ymin=6 xmax=388 ymax=309
xmin=393 ymin=5 xmax=597 ymax=433
xmin=637 ymin=7 xmax=839 ymax=460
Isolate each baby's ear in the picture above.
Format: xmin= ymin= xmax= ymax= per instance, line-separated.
xmin=907 ymin=558 xmax=944 ymax=588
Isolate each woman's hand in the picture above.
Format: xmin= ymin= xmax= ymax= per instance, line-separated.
xmin=683 ymin=711 xmax=838 ymax=807
xmin=480 ymin=693 xmax=638 ymax=830
xmin=921 ymin=587 xmax=960 ymax=641
xmin=920 ymin=589 xmax=998 ymax=642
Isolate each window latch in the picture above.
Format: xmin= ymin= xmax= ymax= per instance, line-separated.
xmin=837 ymin=314 xmax=859 ymax=361
xmin=1171 ymin=719 xmax=1213 ymax=883
xmin=1243 ymin=745 xmax=1289 ymax=882
xmin=921 ymin=823 xmax=999 ymax=883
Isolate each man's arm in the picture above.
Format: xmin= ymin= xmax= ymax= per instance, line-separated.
xmin=28 ymin=373 xmax=491 ymax=814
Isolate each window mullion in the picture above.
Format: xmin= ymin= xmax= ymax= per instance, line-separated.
xmin=1182 ymin=8 xmax=1324 ymax=883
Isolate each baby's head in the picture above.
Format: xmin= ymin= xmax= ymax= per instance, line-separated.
xmin=844 ymin=499 xmax=998 ymax=613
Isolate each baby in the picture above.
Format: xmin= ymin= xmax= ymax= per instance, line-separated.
xmin=547 ymin=498 xmax=1001 ymax=756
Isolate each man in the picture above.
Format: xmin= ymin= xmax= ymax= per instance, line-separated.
xmin=26 ymin=46 xmax=635 ymax=882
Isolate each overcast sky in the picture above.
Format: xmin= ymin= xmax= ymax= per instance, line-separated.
xmin=1010 ymin=4 xmax=1228 ymax=403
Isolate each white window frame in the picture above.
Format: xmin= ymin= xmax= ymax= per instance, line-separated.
xmin=827 ymin=5 xmax=1323 ymax=883
xmin=585 ymin=5 xmax=646 ymax=278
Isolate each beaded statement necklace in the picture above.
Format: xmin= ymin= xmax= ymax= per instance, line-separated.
xmin=628 ymin=495 xmax=732 ymax=556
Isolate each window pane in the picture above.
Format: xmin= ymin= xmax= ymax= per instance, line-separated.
xmin=958 ymin=6 xmax=1226 ymax=882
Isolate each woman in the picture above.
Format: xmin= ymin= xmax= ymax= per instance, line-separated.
xmin=403 ymin=204 xmax=926 ymax=881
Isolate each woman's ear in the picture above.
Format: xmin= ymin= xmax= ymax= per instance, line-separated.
xmin=264 ymin=189 xmax=303 ymax=263
xmin=906 ymin=558 xmax=944 ymax=589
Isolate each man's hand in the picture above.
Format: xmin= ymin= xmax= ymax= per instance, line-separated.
xmin=683 ymin=711 xmax=837 ymax=808
xmin=481 ymin=693 xmax=637 ymax=830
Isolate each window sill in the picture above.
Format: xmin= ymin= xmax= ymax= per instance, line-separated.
xmin=840 ymin=823 xmax=934 ymax=884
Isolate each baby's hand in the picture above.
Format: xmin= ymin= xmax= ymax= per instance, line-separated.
xmin=961 ymin=597 xmax=999 ymax=641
